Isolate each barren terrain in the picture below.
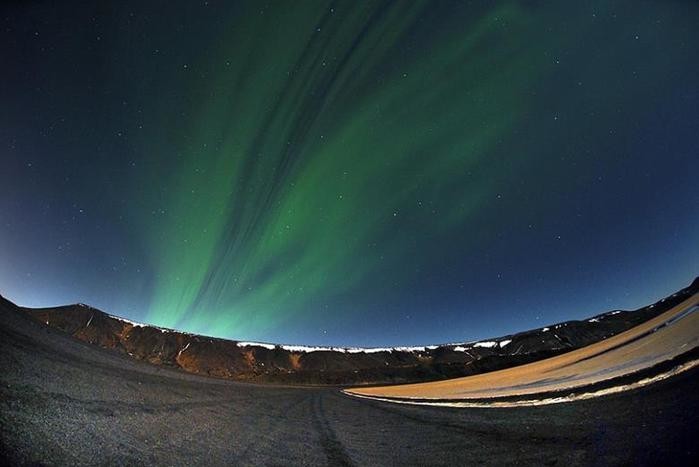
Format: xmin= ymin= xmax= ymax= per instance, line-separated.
xmin=2 ymin=292 xmax=699 ymax=465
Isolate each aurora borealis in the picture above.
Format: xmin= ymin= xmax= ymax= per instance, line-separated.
xmin=2 ymin=1 xmax=698 ymax=347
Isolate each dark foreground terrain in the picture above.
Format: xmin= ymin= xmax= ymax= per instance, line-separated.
xmin=2 ymin=296 xmax=699 ymax=465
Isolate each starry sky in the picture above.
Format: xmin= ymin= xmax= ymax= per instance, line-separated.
xmin=2 ymin=1 xmax=698 ymax=347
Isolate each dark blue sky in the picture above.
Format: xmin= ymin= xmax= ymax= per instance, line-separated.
xmin=1 ymin=1 xmax=698 ymax=346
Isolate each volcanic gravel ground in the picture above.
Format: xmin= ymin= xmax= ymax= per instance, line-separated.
xmin=1 ymin=301 xmax=698 ymax=466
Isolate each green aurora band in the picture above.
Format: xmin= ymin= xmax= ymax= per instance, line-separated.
xmin=104 ymin=1 xmax=696 ymax=342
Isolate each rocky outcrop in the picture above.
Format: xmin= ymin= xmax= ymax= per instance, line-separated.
xmin=5 ymin=277 xmax=697 ymax=386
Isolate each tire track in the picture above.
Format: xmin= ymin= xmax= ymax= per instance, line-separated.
xmin=310 ymin=393 xmax=354 ymax=466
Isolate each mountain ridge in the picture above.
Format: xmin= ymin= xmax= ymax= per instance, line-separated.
xmin=3 ymin=277 xmax=697 ymax=385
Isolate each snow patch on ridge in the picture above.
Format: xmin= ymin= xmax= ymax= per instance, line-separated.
xmin=237 ymin=342 xmax=276 ymax=350
xmin=106 ymin=314 xmax=176 ymax=333
xmin=108 ymin=314 xmax=148 ymax=328
xmin=345 ymin=347 xmax=392 ymax=354
xmin=473 ymin=341 xmax=498 ymax=348
xmin=392 ymin=346 xmax=427 ymax=352
xmin=282 ymin=345 xmax=342 ymax=353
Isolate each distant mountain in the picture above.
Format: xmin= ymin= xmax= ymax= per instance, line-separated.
xmin=3 ymin=277 xmax=697 ymax=386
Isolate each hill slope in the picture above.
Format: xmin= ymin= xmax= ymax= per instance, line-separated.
xmin=4 ymin=277 xmax=697 ymax=385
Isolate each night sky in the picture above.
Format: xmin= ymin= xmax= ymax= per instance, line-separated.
xmin=2 ymin=1 xmax=698 ymax=347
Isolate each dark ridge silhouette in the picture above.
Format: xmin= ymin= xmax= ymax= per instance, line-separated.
xmin=4 ymin=277 xmax=696 ymax=385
